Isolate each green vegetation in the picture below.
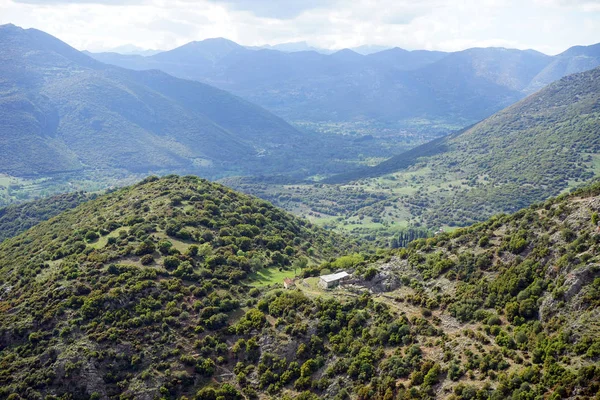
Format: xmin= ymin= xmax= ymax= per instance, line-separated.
xmin=241 ymin=66 xmax=600 ymax=234
xmin=0 ymin=176 xmax=600 ymax=399
xmin=0 ymin=191 xmax=92 ymax=242
xmin=223 ymin=176 xmax=432 ymax=245
xmin=0 ymin=175 xmax=362 ymax=398
xmin=2 ymin=23 xmax=600 ymax=400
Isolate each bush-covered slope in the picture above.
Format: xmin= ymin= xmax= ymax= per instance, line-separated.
xmin=336 ymin=182 xmax=600 ymax=398
xmin=0 ymin=191 xmax=91 ymax=243
xmin=326 ymin=66 xmax=600 ymax=226
xmin=0 ymin=24 xmax=304 ymax=178
xmin=1 ymin=177 xmax=600 ymax=399
xmin=0 ymin=175 xmax=359 ymax=399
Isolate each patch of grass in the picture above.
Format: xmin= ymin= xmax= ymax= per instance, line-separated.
xmin=88 ymin=228 xmax=125 ymax=249
xmin=248 ymin=268 xmax=297 ymax=287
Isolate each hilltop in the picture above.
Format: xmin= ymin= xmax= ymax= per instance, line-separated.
xmin=0 ymin=175 xmax=359 ymax=398
xmin=0 ymin=176 xmax=599 ymax=398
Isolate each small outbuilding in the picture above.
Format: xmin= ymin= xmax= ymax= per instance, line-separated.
xmin=318 ymin=271 xmax=350 ymax=289
xmin=283 ymin=278 xmax=295 ymax=289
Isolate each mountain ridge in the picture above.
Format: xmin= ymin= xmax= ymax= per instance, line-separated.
xmin=88 ymin=36 xmax=600 ymax=128
xmin=0 ymin=24 xmax=309 ymax=178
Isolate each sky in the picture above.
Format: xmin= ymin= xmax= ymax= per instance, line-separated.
xmin=0 ymin=0 xmax=599 ymax=54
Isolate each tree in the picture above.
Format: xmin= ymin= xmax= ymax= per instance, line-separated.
xmin=293 ymin=257 xmax=309 ymax=274
xmin=163 ymin=256 xmax=180 ymax=270
xmin=85 ymin=231 xmax=99 ymax=242
xmin=300 ymin=359 xmax=318 ymax=378
xmin=423 ymin=363 xmax=441 ymax=387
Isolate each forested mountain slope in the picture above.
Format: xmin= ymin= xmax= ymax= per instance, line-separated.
xmin=0 ymin=24 xmax=305 ymax=178
xmin=0 ymin=191 xmax=92 ymax=243
xmin=326 ymin=66 xmax=600 ymax=227
xmin=1 ymin=176 xmax=599 ymax=399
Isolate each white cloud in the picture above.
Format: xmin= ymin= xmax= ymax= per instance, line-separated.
xmin=204 ymin=0 xmax=338 ymax=19
xmin=0 ymin=0 xmax=598 ymax=54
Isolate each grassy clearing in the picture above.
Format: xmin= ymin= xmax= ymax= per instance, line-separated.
xmin=295 ymin=277 xmax=356 ymax=300
xmin=0 ymin=176 xmax=20 ymax=187
xmin=439 ymin=225 xmax=462 ymax=233
xmin=35 ymin=259 xmax=63 ymax=283
xmin=248 ymin=267 xmax=297 ymax=287
xmin=88 ymin=228 xmax=127 ymax=249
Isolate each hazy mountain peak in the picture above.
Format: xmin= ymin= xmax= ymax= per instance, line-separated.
xmin=246 ymin=40 xmax=333 ymax=54
xmin=0 ymin=23 xmax=100 ymax=70
xmin=0 ymin=23 xmax=19 ymax=30
xmin=330 ymin=48 xmax=363 ymax=59
xmin=103 ymin=43 xmax=160 ymax=56
xmin=191 ymin=37 xmax=241 ymax=46
xmin=155 ymin=37 xmax=246 ymax=63
xmin=383 ymin=46 xmax=410 ymax=54
xmin=350 ymin=44 xmax=393 ymax=55
xmin=560 ymin=42 xmax=600 ymax=58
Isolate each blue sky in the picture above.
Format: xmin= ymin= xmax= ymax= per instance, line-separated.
xmin=1 ymin=0 xmax=599 ymax=54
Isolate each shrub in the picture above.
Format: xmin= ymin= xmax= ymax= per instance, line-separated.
xmin=163 ymin=256 xmax=181 ymax=270
xmin=135 ymin=240 xmax=155 ymax=256
xmin=140 ymin=254 xmax=154 ymax=265
xmin=85 ymin=231 xmax=99 ymax=242
xmin=158 ymin=241 xmax=173 ymax=255
xmin=479 ymin=236 xmax=490 ymax=247
xmin=364 ymin=267 xmax=378 ymax=280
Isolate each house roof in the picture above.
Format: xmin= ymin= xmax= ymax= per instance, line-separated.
xmin=319 ymin=271 xmax=350 ymax=283
xmin=283 ymin=278 xmax=294 ymax=284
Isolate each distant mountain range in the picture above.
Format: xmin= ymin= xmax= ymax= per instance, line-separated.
xmin=246 ymin=41 xmax=333 ymax=54
xmin=89 ymin=38 xmax=600 ymax=129
xmin=103 ymin=41 xmax=391 ymax=56
xmin=0 ymin=24 xmax=311 ymax=178
xmin=246 ymin=42 xmax=391 ymax=55
xmin=101 ymin=44 xmax=161 ymax=56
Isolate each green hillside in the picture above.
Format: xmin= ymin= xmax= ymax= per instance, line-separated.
xmin=324 ymin=66 xmax=600 ymax=227
xmin=0 ymin=175 xmax=360 ymax=398
xmin=0 ymin=191 xmax=92 ymax=242
xmin=0 ymin=176 xmax=599 ymax=399
xmin=0 ymin=24 xmax=306 ymax=178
